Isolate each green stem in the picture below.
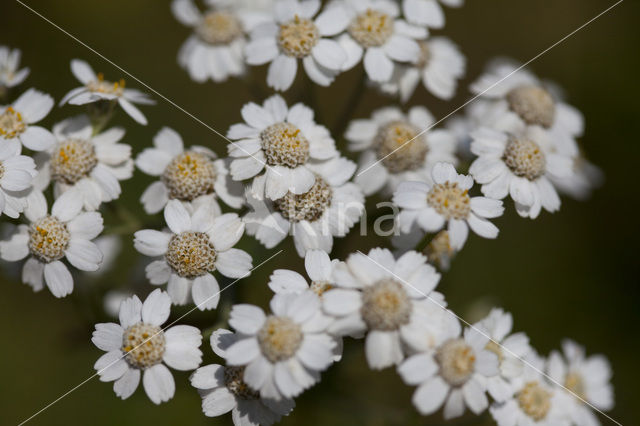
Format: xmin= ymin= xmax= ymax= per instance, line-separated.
xmin=331 ymin=67 xmax=367 ymax=140
xmin=87 ymin=99 xmax=117 ymax=135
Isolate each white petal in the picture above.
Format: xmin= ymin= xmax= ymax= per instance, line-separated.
xmin=268 ymin=269 xmax=309 ymax=294
xmin=209 ymin=213 xmax=244 ymax=251
xmin=297 ymin=334 xmax=334 ymax=370
xmin=146 ymin=260 xmax=172 ymax=285
xmin=398 ymin=353 xmax=438 ymax=385
xmin=215 ymin=249 xmax=252 ymax=279
xmin=229 ymin=304 xmax=266 ymax=334
xmin=190 ymin=364 xmax=224 ymax=390
xmin=141 ymin=181 xmax=170 ymax=214
xmin=365 ymin=330 xmax=403 ymax=370
xmin=70 ymin=59 xmax=96 ymax=84
xmin=118 ymin=98 xmax=148 ymax=125
xmin=113 ymin=367 xmax=140 ymax=400
xmin=119 ymin=294 xmax=143 ymax=328
xmin=65 ymin=239 xmax=103 ymax=271
xmin=133 ymin=230 xmax=171 ymax=256
xmin=143 ymin=364 xmax=176 ymax=404
xmin=44 ymin=260 xmax=73 ymax=298
xmin=384 ymin=35 xmax=420 ymax=62
xmin=225 ymin=338 xmax=261 ymax=366
xmin=19 ymin=126 xmax=55 ymax=151
xmin=323 ymin=289 xmax=361 ymax=316
xmin=304 ymin=249 xmax=332 ymax=282
xmin=462 ymin=379 xmax=488 ymax=414
xmin=13 ymin=89 xmax=54 ymax=123
xmin=163 ymin=325 xmax=203 ymax=370
xmin=447 ymin=219 xmax=468 ymax=250
xmin=92 ymin=323 xmax=124 ymax=352
xmin=413 ymin=376 xmax=449 ymax=415
xmin=191 ymin=274 xmax=220 ymax=310
xmin=94 ymin=350 xmax=128 ymax=382
xmin=443 ymin=388 xmax=465 ymax=419
xmin=467 ymin=213 xmax=499 ymax=239
xmin=311 ymin=39 xmax=346 ymax=70
xmin=67 ymin=212 xmax=104 ymax=240
xmin=267 ymin=55 xmax=298 ymax=91
xmin=364 ymin=47 xmax=393 ymax=82
xmin=142 ymin=289 xmax=172 ymax=326
xmin=202 ymin=387 xmax=236 ymax=416
xmin=167 ymin=274 xmax=191 ymax=305
xmin=164 ymin=200 xmax=191 ymax=234
xmin=315 ymin=6 xmax=350 ymax=36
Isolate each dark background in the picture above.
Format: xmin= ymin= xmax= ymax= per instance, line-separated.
xmin=0 ymin=0 xmax=638 ymax=425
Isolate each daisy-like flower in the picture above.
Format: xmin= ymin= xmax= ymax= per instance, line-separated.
xmin=322 ymin=248 xmax=441 ymax=369
xmin=243 ymin=155 xmax=364 ymax=257
xmin=547 ymin=340 xmax=614 ymax=426
xmin=346 ymin=106 xmax=457 ymax=196
xmin=469 ymin=126 xmax=573 ymax=218
xmin=0 ymin=138 xmax=36 ymax=218
xmin=490 ymin=352 xmax=569 ymax=426
xmin=60 ymin=59 xmax=155 ymax=125
xmin=244 ymin=0 xmax=349 ymax=91
xmin=92 ymin=289 xmax=203 ymax=404
xmin=191 ymin=328 xmax=295 ymax=425
xmin=399 ymin=325 xmax=499 ymax=419
xmin=134 ymin=200 xmax=252 ymax=310
xmin=475 ymin=308 xmax=533 ymax=403
xmin=380 ymin=37 xmax=466 ymax=102
xmin=224 ymin=291 xmax=336 ymax=400
xmin=0 ymin=46 xmax=30 ymax=93
xmin=136 ymin=127 xmax=243 ymax=214
xmin=0 ymin=88 xmax=55 ymax=151
xmin=336 ymin=0 xmax=427 ymax=83
xmin=393 ymin=162 xmax=504 ymax=250
xmin=227 ymin=94 xmax=337 ymax=201
xmin=35 ymin=115 xmax=132 ymax=211
xmin=0 ymin=190 xmax=103 ymax=298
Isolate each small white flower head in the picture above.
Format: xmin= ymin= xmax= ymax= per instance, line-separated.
xmin=134 ymin=200 xmax=252 ymax=310
xmin=0 ymin=190 xmax=103 ymax=297
xmin=549 ymin=149 xmax=603 ymax=202
xmin=399 ymin=325 xmax=499 ymax=419
xmin=547 ymin=340 xmax=614 ymax=426
xmin=474 ymin=308 xmax=533 ymax=403
xmin=0 ymin=88 xmax=55 ymax=151
xmin=0 ymin=46 xmax=30 ymax=91
xmin=91 ymin=289 xmax=203 ymax=404
xmin=36 ymin=115 xmax=133 ymax=211
xmin=224 ymin=291 xmax=336 ymax=400
xmin=380 ymin=37 xmax=466 ymax=102
xmin=469 ymin=126 xmax=574 ymax=219
xmin=245 ymin=0 xmax=350 ymax=90
xmin=243 ymin=155 xmax=364 ymax=257
xmin=191 ymin=328 xmax=295 ymax=425
xmin=346 ymin=106 xmax=457 ymax=196
xmin=393 ymin=162 xmax=504 ymax=250
xmin=322 ymin=248 xmax=441 ymax=369
xmin=136 ymin=127 xmax=243 ymax=214
xmin=60 ymin=59 xmax=155 ymax=125
xmin=336 ymin=0 xmax=427 ymax=83
xmin=227 ymin=94 xmax=338 ymax=201
xmin=490 ymin=352 xmax=568 ymax=426
xmin=0 ymin=138 xmax=37 ymax=218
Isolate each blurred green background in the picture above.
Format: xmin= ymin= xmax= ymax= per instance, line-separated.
xmin=1 ymin=0 xmax=638 ymax=424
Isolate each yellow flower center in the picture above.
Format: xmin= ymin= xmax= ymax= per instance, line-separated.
xmin=517 ymin=381 xmax=552 ymax=421
xmin=503 ymin=137 xmax=546 ymax=181
xmin=162 ymin=151 xmax=217 ymax=201
xmin=506 ymin=85 xmax=556 ymax=128
xmin=28 ymin=216 xmax=71 ymax=263
xmin=274 ymin=176 xmax=332 ymax=222
xmin=165 ymin=231 xmax=217 ymax=279
xmin=349 ymin=9 xmax=394 ymax=48
xmin=122 ymin=322 xmax=166 ymax=369
xmin=197 ymin=11 xmax=243 ymax=45
xmin=0 ymin=106 xmax=26 ymax=138
xmin=257 ymin=316 xmax=303 ymax=362
xmin=436 ymin=338 xmax=476 ymax=387
xmin=261 ymin=122 xmax=311 ymax=168
xmin=361 ymin=279 xmax=412 ymax=331
xmin=376 ymin=121 xmax=428 ymax=173
xmin=278 ymin=15 xmax=320 ymax=58
xmin=87 ymin=72 xmax=125 ymax=96
xmin=427 ymin=182 xmax=471 ymax=220
xmin=51 ymin=139 xmax=99 ymax=184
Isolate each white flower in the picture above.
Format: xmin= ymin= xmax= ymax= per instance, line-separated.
xmin=224 ymin=291 xmax=336 ymax=400
xmin=346 ymin=106 xmax=457 ymax=196
xmin=336 ymin=0 xmax=427 ymax=83
xmin=91 ymin=289 xmax=203 ymax=404
xmin=490 ymin=352 xmax=569 ymax=426
xmin=0 ymin=190 xmax=103 ymax=297
xmin=399 ymin=326 xmax=499 ymax=419
xmin=550 ymin=154 xmax=603 ymax=201
xmin=191 ymin=328 xmax=295 ymax=425
xmin=227 ymin=94 xmax=337 ymax=201
xmin=0 ymin=138 xmax=36 ymax=218
xmin=393 ymin=162 xmax=504 ymax=250
xmin=0 ymin=88 xmax=55 ymax=151
xmin=35 ymin=115 xmax=133 ymax=211
xmin=243 ymin=155 xmax=364 ymax=257
xmin=401 ymin=0 xmax=447 ymax=29
xmin=134 ymin=200 xmax=252 ymax=310
xmin=322 ymin=248 xmax=441 ymax=369
xmin=469 ymin=126 xmax=573 ymax=219
xmin=60 ymin=59 xmax=155 ymax=125
xmin=475 ymin=308 xmax=533 ymax=403
xmin=245 ymin=0 xmax=349 ymax=91
xmin=547 ymin=340 xmax=614 ymax=426
xmin=136 ymin=126 xmax=243 ymax=214
xmin=0 ymin=46 xmax=30 ymax=89
xmin=380 ymin=37 xmax=465 ymax=102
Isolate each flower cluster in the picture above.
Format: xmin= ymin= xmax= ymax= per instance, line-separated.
xmin=0 ymin=0 xmax=616 ymax=424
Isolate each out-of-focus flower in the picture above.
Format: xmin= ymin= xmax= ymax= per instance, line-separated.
xmin=0 ymin=138 xmax=36 ymax=218
xmin=0 ymin=46 xmax=30 ymax=91
xmin=0 ymin=88 xmax=55 ymax=151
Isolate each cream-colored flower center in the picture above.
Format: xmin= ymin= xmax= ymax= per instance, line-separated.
xmin=361 ymin=279 xmax=412 ymax=331
xmin=375 ymin=121 xmax=428 ymax=173
xmin=0 ymin=106 xmax=26 ymax=138
xmin=122 ymin=322 xmax=166 ymax=369
xmin=436 ymin=338 xmax=476 ymax=387
xmin=51 ymin=139 xmax=99 ymax=185
xmin=260 ymin=122 xmax=310 ymax=168
xmin=257 ymin=316 xmax=303 ymax=362
xmin=197 ymin=11 xmax=243 ymax=45
xmin=278 ymin=15 xmax=320 ymax=58
xmin=506 ymin=85 xmax=556 ymax=128
xmin=427 ymin=182 xmax=471 ymax=220
xmin=517 ymin=381 xmax=552 ymax=421
xmin=165 ymin=231 xmax=217 ymax=279
xmin=274 ymin=176 xmax=332 ymax=222
xmin=503 ymin=137 xmax=546 ymax=181
xmin=162 ymin=151 xmax=217 ymax=201
xmin=425 ymin=230 xmax=455 ymax=270
xmin=224 ymin=366 xmax=259 ymax=400
xmin=564 ymin=371 xmax=586 ymax=400
xmin=87 ymin=72 xmax=125 ymax=96
xmin=310 ymin=280 xmax=333 ymax=297
xmin=349 ymin=9 xmax=394 ymax=48
xmin=28 ymin=216 xmax=71 ymax=263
